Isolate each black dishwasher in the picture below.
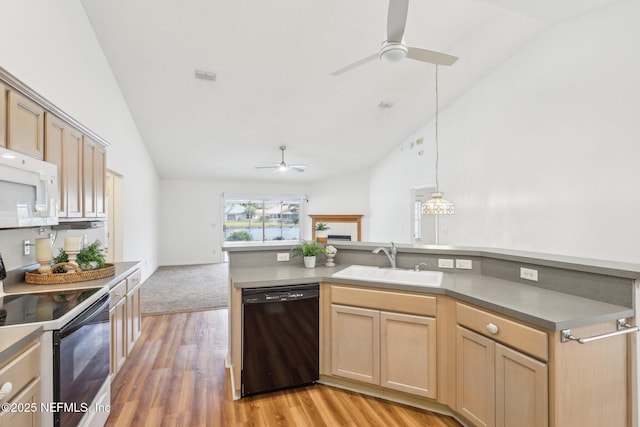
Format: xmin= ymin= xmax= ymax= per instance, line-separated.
xmin=242 ymin=283 xmax=319 ymax=397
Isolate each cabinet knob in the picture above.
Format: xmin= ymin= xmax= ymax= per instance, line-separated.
xmin=0 ymin=382 xmax=13 ymax=400
xmin=486 ymin=323 xmax=499 ymax=334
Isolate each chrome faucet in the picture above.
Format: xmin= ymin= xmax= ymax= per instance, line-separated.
xmin=414 ymin=262 xmax=429 ymax=272
xmin=372 ymin=242 xmax=397 ymax=269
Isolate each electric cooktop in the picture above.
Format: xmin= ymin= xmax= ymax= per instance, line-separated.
xmin=0 ymin=287 xmax=104 ymax=328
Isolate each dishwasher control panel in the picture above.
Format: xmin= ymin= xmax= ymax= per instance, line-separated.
xmin=243 ymin=284 xmax=319 ymax=304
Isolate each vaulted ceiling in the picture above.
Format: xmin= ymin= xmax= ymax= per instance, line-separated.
xmin=80 ymin=0 xmax=622 ymax=183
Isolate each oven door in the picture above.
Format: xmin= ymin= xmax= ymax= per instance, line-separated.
xmin=53 ymin=294 xmax=109 ymax=427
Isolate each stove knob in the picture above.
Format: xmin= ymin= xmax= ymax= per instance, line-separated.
xmin=0 ymin=382 xmax=13 ymax=400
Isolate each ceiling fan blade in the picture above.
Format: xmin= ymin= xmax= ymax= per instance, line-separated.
xmin=289 ymin=164 xmax=307 ymax=172
xmin=387 ymin=0 xmax=409 ymax=42
xmin=255 ymin=164 xmax=279 ymax=169
xmin=407 ymin=47 xmax=458 ymax=66
xmin=330 ymin=53 xmax=379 ymax=76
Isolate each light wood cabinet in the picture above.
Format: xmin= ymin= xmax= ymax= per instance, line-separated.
xmin=6 ymin=91 xmax=44 ymax=159
xmin=328 ymin=284 xmax=438 ymax=399
xmin=0 ymin=83 xmax=6 ymax=148
xmin=83 ymin=136 xmax=107 ymax=218
xmin=331 ymin=304 xmax=379 ymax=384
xmin=126 ymin=269 xmax=143 ymax=355
xmin=456 ymin=326 xmax=495 ymax=427
xmin=0 ymin=341 xmax=41 ymax=427
xmin=456 ymin=302 xmax=549 ymax=427
xmin=44 ymin=113 xmax=84 ymax=218
xmin=109 ymin=280 xmax=127 ymax=376
xmin=110 ymin=270 xmax=143 ymax=377
xmin=380 ymin=311 xmax=437 ymax=398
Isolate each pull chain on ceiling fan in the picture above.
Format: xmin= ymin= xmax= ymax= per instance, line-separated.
xmin=255 ymin=145 xmax=307 ymax=173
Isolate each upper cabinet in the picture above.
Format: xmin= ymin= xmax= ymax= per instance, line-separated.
xmin=1 ymin=67 xmax=109 ymax=222
xmin=7 ymin=90 xmax=45 ymax=159
xmin=83 ymin=136 xmax=107 ymax=218
xmin=0 ymin=83 xmax=6 ymax=148
xmin=44 ymin=113 xmax=84 ymax=218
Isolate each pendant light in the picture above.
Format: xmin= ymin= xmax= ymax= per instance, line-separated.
xmin=422 ymin=65 xmax=454 ymax=215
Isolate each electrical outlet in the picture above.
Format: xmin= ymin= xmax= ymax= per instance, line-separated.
xmin=23 ymin=240 xmax=31 ymax=256
xmin=456 ymin=259 xmax=473 ymax=270
xmin=277 ymin=252 xmax=290 ymax=262
xmin=520 ymin=267 xmax=539 ymax=281
xmin=438 ymin=259 xmax=454 ymax=269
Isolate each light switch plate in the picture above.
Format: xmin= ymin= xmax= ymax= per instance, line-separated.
xmin=277 ymin=252 xmax=290 ymax=262
xmin=456 ymin=259 xmax=473 ymax=269
xmin=438 ymin=259 xmax=454 ymax=269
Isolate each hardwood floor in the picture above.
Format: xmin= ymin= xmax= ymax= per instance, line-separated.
xmin=107 ymin=310 xmax=462 ymax=427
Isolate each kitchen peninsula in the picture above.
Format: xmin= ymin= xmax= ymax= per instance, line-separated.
xmin=225 ymin=241 xmax=640 ymax=427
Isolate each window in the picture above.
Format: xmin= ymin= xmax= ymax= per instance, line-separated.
xmin=414 ymin=200 xmax=422 ymax=240
xmin=223 ymin=195 xmax=303 ymax=242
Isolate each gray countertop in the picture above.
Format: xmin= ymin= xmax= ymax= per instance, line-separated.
xmin=224 ymin=241 xmax=640 ymax=279
xmin=0 ymin=324 xmax=42 ymax=366
xmin=4 ymin=261 xmax=141 ymax=294
xmin=230 ymin=264 xmax=634 ymax=331
xmin=0 ymin=262 xmax=141 ymax=364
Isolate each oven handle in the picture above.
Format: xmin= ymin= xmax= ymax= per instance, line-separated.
xmin=58 ymin=294 xmax=109 ymax=338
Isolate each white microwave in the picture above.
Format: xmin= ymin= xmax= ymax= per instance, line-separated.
xmin=0 ymin=147 xmax=58 ymax=228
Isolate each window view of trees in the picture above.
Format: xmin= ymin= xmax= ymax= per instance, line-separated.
xmin=223 ymin=197 xmax=301 ymax=242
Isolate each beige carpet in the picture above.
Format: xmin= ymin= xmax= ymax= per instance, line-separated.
xmin=141 ymin=263 xmax=228 ymax=315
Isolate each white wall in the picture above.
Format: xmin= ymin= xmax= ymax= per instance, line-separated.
xmin=305 ymin=170 xmax=371 ymax=240
xmin=369 ymin=0 xmax=640 ymax=263
xmin=0 ymin=0 xmax=160 ymax=278
xmin=158 ymin=171 xmax=370 ymax=266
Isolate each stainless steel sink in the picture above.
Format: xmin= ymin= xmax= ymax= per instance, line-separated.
xmin=331 ymin=265 xmax=443 ymax=287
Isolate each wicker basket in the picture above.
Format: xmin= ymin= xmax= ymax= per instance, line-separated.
xmin=25 ymin=262 xmax=115 ymax=285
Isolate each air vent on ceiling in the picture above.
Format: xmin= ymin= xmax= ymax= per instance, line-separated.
xmin=378 ymin=100 xmax=394 ymax=110
xmin=195 ymin=70 xmax=216 ymax=81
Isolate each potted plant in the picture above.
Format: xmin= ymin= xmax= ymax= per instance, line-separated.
xmin=315 ymin=222 xmax=331 ymax=243
xmin=291 ymin=240 xmax=327 ymax=268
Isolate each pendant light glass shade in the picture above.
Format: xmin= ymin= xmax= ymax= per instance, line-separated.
xmin=422 ymin=192 xmax=455 ymax=215
xmin=422 ymin=65 xmax=454 ymax=216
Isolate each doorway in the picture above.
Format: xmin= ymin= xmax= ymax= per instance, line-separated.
xmin=106 ymin=171 xmax=124 ymax=263
xmin=410 ymin=186 xmax=436 ymax=245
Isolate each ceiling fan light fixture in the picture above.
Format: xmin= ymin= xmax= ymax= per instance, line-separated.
xmin=379 ymin=41 xmax=407 ymax=63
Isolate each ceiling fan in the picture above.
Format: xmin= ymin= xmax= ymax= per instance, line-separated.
xmin=255 ymin=145 xmax=307 ymax=173
xmin=331 ymin=0 xmax=458 ymax=76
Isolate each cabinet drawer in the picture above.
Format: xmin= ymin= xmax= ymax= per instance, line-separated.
xmin=331 ymin=285 xmax=436 ymax=316
xmin=109 ymin=280 xmax=127 ymax=308
xmin=0 ymin=341 xmax=40 ymax=404
xmin=126 ymin=269 xmax=142 ymax=293
xmin=456 ymin=303 xmax=548 ymax=362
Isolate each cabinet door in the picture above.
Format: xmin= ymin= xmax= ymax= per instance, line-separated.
xmin=0 ymin=83 xmax=6 ymax=148
xmin=66 ymin=127 xmax=84 ymax=217
xmin=380 ymin=311 xmax=437 ymax=398
xmin=126 ymin=286 xmax=142 ymax=355
xmin=331 ymin=304 xmax=379 ymax=384
xmin=110 ymin=298 xmax=127 ymax=376
xmin=44 ymin=113 xmax=67 ymax=217
xmin=495 ymin=343 xmax=547 ymax=427
xmin=456 ymin=326 xmax=495 ymax=427
xmin=83 ymin=137 xmax=106 ymax=218
xmin=0 ymin=378 xmax=41 ymax=427
xmin=7 ymin=91 xmax=44 ymax=159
